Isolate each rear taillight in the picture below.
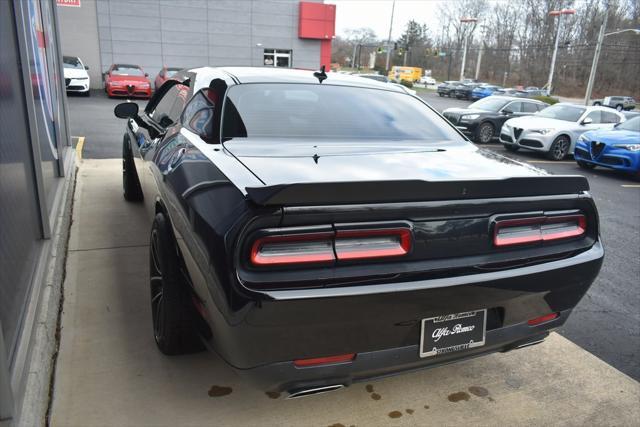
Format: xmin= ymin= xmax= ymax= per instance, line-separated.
xmin=335 ymin=229 xmax=411 ymax=260
xmin=293 ymin=353 xmax=356 ymax=367
xmin=527 ymin=312 xmax=559 ymax=326
xmin=494 ymin=214 xmax=586 ymax=247
xmin=250 ymin=228 xmax=412 ymax=266
xmin=250 ymin=232 xmax=334 ymax=266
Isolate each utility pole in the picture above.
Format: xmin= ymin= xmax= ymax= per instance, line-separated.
xmin=475 ymin=42 xmax=484 ymax=80
xmin=403 ymin=48 xmax=408 ymax=66
xmin=584 ymin=10 xmax=608 ymax=105
xmin=385 ymin=0 xmax=396 ymax=73
xmin=547 ymin=9 xmax=575 ymax=95
xmin=459 ymin=17 xmax=478 ymax=81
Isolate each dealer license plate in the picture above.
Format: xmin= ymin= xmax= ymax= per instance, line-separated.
xmin=420 ymin=309 xmax=486 ymax=358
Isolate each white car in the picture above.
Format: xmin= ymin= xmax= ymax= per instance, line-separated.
xmin=500 ymin=104 xmax=625 ymax=160
xmin=63 ymin=55 xmax=90 ymax=96
xmin=419 ymin=76 xmax=436 ymax=85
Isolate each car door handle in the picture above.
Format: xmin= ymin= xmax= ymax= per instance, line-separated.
xmin=169 ymin=147 xmax=187 ymax=170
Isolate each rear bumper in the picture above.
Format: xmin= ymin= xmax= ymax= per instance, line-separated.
xmin=203 ymin=241 xmax=603 ymax=391
xmin=236 ymin=314 xmax=563 ymax=393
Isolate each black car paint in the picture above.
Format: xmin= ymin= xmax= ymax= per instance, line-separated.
xmin=443 ymin=98 xmax=546 ymax=142
xmin=118 ymin=68 xmax=603 ymax=393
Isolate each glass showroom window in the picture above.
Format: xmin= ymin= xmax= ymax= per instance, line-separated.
xmin=263 ymin=49 xmax=292 ymax=68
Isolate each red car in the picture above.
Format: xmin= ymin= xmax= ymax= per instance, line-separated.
xmin=103 ymin=63 xmax=151 ymax=99
xmin=154 ymin=66 xmax=182 ymax=90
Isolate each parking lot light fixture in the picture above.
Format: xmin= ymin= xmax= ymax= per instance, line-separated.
xmin=459 ymin=17 xmax=478 ymax=82
xmin=547 ymin=9 xmax=575 ymax=95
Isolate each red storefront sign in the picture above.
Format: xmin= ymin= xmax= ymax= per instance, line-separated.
xmin=56 ymin=0 xmax=81 ymax=7
xmin=298 ymin=2 xmax=336 ymax=69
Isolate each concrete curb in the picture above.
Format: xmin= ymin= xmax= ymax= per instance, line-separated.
xmin=13 ymin=151 xmax=76 ymax=427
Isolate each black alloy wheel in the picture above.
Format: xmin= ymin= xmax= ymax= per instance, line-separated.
xmin=476 ymin=122 xmax=495 ymax=144
xmin=122 ymin=139 xmax=143 ymax=202
xmin=150 ymin=213 xmax=203 ymax=355
xmin=547 ymin=136 xmax=571 ymax=160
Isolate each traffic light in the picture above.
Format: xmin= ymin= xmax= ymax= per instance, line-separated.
xmin=394 ymin=42 xmax=398 ymax=50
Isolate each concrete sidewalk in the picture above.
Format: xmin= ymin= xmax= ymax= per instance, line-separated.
xmin=50 ymin=159 xmax=640 ymax=426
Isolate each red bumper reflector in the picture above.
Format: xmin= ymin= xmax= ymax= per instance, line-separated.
xmin=527 ymin=313 xmax=559 ymax=326
xmin=293 ymin=353 xmax=356 ymax=367
xmin=494 ymin=214 xmax=586 ymax=247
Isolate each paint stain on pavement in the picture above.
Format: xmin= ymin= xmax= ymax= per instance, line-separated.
xmin=365 ymin=384 xmax=374 ymax=393
xmin=208 ymin=385 xmax=232 ymax=397
xmin=468 ymin=386 xmax=489 ymax=397
xmin=448 ymin=391 xmax=471 ymax=402
xmin=424 ymin=405 xmax=430 ymax=409
xmin=265 ymin=391 xmax=281 ymax=399
xmin=328 ymin=424 xmax=345 ymax=427
xmin=405 ymin=409 xmax=414 ymax=414
xmin=388 ymin=411 xmax=403 ymax=419
xmin=371 ymin=393 xmax=381 ymax=401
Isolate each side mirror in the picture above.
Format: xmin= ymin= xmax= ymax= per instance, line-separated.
xmin=502 ymin=109 xmax=513 ymax=115
xmin=581 ymin=117 xmax=593 ymax=125
xmin=84 ymin=65 xmax=89 ymax=70
xmin=145 ymin=73 xmax=149 ymax=77
xmin=114 ymin=102 xmax=139 ymax=119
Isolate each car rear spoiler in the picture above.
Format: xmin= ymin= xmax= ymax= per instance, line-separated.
xmin=245 ymin=176 xmax=590 ymax=206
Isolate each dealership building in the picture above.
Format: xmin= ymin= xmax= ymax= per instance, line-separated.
xmin=57 ymin=0 xmax=336 ymax=89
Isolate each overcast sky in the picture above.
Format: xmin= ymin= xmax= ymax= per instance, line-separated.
xmin=325 ymin=0 xmax=450 ymax=40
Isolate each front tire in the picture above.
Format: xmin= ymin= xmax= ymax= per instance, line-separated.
xmin=547 ymin=136 xmax=571 ymax=160
xmin=150 ymin=213 xmax=204 ymax=355
xmin=122 ymin=138 xmax=143 ymax=202
xmin=476 ymin=122 xmax=495 ymax=144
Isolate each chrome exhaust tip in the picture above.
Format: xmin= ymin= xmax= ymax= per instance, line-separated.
xmin=286 ymin=384 xmax=345 ymax=399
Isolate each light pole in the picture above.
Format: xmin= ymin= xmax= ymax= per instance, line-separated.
xmin=547 ymin=9 xmax=575 ymax=95
xmin=385 ymin=0 xmax=396 ymax=73
xmin=584 ymin=25 xmax=640 ymax=105
xmin=459 ymin=17 xmax=477 ymax=81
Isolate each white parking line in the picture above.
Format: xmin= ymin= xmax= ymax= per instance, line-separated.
xmin=621 ymin=184 xmax=640 ymax=188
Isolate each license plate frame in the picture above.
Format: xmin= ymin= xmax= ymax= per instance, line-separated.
xmin=419 ymin=309 xmax=487 ymax=358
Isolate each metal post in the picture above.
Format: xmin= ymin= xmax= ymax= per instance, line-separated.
xmin=351 ymin=43 xmax=357 ymax=69
xmin=475 ymin=42 xmax=484 ymax=80
xmin=584 ymin=11 xmax=608 ymax=105
xmin=385 ymin=0 xmax=396 ymax=73
xmin=547 ymin=13 xmax=563 ymax=95
xmin=459 ymin=33 xmax=468 ymax=81
xmin=403 ymin=48 xmax=407 ymax=66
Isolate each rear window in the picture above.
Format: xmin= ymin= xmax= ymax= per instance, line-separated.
xmin=112 ymin=65 xmax=144 ymax=76
xmin=222 ymin=84 xmax=464 ymax=142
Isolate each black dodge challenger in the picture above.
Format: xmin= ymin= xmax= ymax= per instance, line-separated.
xmin=114 ymin=67 xmax=603 ymax=398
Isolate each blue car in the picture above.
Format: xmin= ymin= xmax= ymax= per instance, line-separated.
xmin=574 ymin=116 xmax=640 ymax=177
xmin=470 ymin=85 xmax=501 ymax=100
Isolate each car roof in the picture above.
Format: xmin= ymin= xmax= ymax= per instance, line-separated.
xmin=186 ymin=66 xmax=404 ymax=92
xmin=479 ymin=95 xmax=545 ymax=103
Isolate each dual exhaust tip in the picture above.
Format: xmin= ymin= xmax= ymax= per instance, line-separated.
xmin=286 ymin=384 xmax=345 ymax=399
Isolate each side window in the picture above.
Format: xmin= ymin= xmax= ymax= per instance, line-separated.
xmin=602 ymin=111 xmax=620 ymax=124
xmin=537 ymin=103 xmax=546 ymax=111
xmin=182 ymin=89 xmax=216 ymax=139
xmin=522 ymin=102 xmax=538 ymax=113
xmin=585 ymin=111 xmax=602 ymax=123
xmin=169 ymin=85 xmax=190 ymax=122
xmin=505 ymin=102 xmax=523 ymax=113
xmin=150 ymin=86 xmax=179 ymax=125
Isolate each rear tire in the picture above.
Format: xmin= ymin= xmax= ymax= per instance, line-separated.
xmin=547 ymin=136 xmax=571 ymax=160
xmin=476 ymin=122 xmax=495 ymax=144
xmin=150 ymin=213 xmax=204 ymax=355
xmin=504 ymin=144 xmax=520 ymax=152
xmin=577 ymin=160 xmax=596 ymax=170
xmin=122 ymin=138 xmax=143 ymax=202
xmin=438 ymin=92 xmax=444 ymax=97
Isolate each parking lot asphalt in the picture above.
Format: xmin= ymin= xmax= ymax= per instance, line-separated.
xmin=68 ymin=89 xmax=640 ymax=380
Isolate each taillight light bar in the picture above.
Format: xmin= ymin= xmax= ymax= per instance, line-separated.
xmin=293 ymin=353 xmax=356 ymax=367
xmin=250 ymin=228 xmax=412 ymax=266
xmin=494 ymin=214 xmax=586 ymax=247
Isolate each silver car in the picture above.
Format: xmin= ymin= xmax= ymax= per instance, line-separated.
xmin=593 ymin=96 xmax=636 ymax=111
xmin=500 ymin=104 xmax=625 ymax=160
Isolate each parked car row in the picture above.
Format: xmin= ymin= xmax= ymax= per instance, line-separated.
xmin=63 ymin=55 xmax=184 ymax=99
xmin=437 ymin=81 xmax=549 ymax=101
xmin=444 ymin=98 xmax=633 ymax=167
